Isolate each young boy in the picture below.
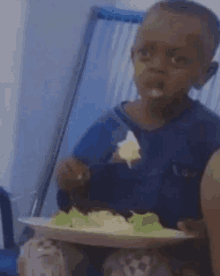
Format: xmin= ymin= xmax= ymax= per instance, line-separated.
xmin=18 ymin=0 xmax=220 ymax=275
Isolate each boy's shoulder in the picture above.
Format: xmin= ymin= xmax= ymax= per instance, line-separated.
xmin=194 ymin=100 xmax=220 ymax=126
xmin=96 ymin=108 xmax=119 ymax=122
xmin=93 ymin=104 xmax=127 ymax=129
xmin=192 ymin=100 xmax=220 ymax=152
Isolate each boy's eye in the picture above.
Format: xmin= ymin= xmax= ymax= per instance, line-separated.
xmin=167 ymin=50 xmax=192 ymax=67
xmin=141 ymin=49 xmax=150 ymax=58
xmin=171 ymin=56 xmax=191 ymax=65
xmin=138 ymin=46 xmax=192 ymax=67
xmin=141 ymin=49 xmax=151 ymax=58
xmin=139 ymin=45 xmax=155 ymax=58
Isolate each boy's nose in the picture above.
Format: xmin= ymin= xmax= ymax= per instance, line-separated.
xmin=149 ymin=54 xmax=167 ymax=74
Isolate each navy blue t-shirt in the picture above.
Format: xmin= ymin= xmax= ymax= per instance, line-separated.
xmin=57 ymin=98 xmax=220 ymax=229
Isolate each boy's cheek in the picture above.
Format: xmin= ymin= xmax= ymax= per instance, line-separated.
xmin=134 ymin=62 xmax=146 ymax=78
xmin=168 ymin=70 xmax=192 ymax=90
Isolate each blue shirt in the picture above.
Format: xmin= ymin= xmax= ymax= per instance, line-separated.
xmin=57 ymin=98 xmax=220 ymax=229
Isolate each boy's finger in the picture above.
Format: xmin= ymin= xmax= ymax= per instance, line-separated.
xmin=177 ymin=219 xmax=206 ymax=238
xmin=184 ymin=219 xmax=206 ymax=231
xmin=177 ymin=221 xmax=192 ymax=234
xmin=177 ymin=221 xmax=185 ymax=230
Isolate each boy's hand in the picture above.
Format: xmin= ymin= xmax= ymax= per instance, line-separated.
xmin=55 ymin=156 xmax=91 ymax=192
xmin=177 ymin=219 xmax=207 ymax=239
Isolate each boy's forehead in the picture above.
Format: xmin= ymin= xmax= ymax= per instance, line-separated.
xmin=137 ymin=9 xmax=204 ymax=50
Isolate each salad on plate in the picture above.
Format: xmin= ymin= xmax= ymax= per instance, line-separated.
xmin=48 ymin=208 xmax=164 ymax=236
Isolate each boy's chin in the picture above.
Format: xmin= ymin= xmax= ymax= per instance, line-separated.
xmin=140 ymin=88 xmax=170 ymax=101
xmin=146 ymin=88 xmax=164 ymax=98
xmin=141 ymin=88 xmax=187 ymax=102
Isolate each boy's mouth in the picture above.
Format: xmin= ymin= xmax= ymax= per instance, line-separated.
xmin=145 ymin=80 xmax=165 ymax=97
xmin=145 ymin=80 xmax=164 ymax=89
xmin=156 ymin=81 xmax=165 ymax=90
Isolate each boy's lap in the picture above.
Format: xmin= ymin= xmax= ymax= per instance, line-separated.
xmin=17 ymin=237 xmax=90 ymax=276
xmin=103 ymin=249 xmax=167 ymax=275
xmin=18 ymin=237 xmax=201 ymax=276
xmin=103 ymin=248 xmax=201 ymax=276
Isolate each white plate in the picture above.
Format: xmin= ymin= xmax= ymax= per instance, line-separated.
xmin=18 ymin=217 xmax=196 ymax=249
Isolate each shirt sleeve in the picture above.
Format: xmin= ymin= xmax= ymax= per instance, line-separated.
xmin=72 ymin=113 xmax=122 ymax=167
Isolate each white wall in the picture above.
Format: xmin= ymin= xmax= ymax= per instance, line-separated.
xmin=115 ymin=0 xmax=157 ymax=11
xmin=115 ymin=0 xmax=220 ymax=12
xmin=0 ymin=0 xmax=27 ymax=194
xmin=0 ymin=0 xmax=28 ymax=248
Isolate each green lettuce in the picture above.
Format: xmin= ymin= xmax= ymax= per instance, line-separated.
xmin=128 ymin=212 xmax=163 ymax=234
xmin=51 ymin=208 xmax=90 ymax=227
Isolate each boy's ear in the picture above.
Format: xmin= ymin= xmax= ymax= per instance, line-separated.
xmin=193 ymin=61 xmax=219 ymax=90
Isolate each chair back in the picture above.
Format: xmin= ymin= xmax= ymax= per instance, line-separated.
xmin=0 ymin=187 xmax=16 ymax=250
xmin=0 ymin=187 xmax=20 ymax=275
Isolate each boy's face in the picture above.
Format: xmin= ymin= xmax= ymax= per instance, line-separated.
xmin=131 ymin=8 xmax=212 ymax=101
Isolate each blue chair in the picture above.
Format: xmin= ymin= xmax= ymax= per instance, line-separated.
xmin=0 ymin=187 xmax=20 ymax=276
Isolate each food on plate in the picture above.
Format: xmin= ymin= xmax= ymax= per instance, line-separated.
xmin=49 ymin=208 xmax=164 ymax=235
xmin=128 ymin=212 xmax=164 ymax=234
xmin=51 ymin=208 xmax=90 ymax=228
xmin=87 ymin=210 xmax=132 ymax=232
xmin=50 ymin=209 xmax=131 ymax=232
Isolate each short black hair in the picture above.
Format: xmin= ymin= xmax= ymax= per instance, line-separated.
xmin=139 ymin=0 xmax=220 ymax=59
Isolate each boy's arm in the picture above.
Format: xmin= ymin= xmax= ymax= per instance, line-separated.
xmin=200 ymin=148 xmax=220 ymax=276
xmin=55 ymin=114 xmax=119 ymax=212
xmin=55 ymin=115 xmax=116 ymax=192
xmin=55 ymin=114 xmax=112 ymax=190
